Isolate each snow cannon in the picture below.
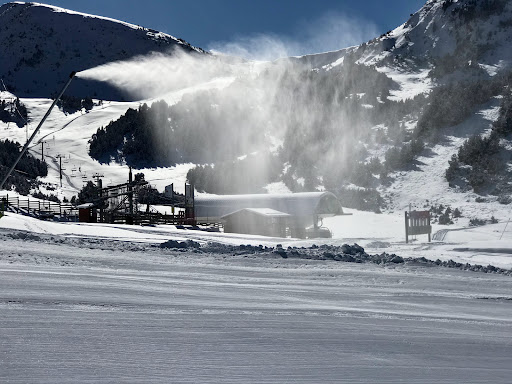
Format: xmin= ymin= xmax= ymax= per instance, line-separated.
xmin=0 ymin=71 xmax=77 ymax=190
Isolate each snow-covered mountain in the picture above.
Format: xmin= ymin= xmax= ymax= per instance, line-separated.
xmin=2 ymin=0 xmax=512 ymax=228
xmin=0 ymin=1 xmax=205 ymax=99
xmin=302 ymin=0 xmax=512 ymax=76
xmin=287 ymin=0 xmax=512 ymax=219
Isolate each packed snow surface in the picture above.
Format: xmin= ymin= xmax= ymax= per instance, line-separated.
xmin=1 ymin=211 xmax=512 ymax=383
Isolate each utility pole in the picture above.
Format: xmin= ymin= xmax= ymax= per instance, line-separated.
xmin=127 ymin=167 xmax=133 ymax=225
xmin=59 ymin=156 xmax=63 ymax=187
xmin=55 ymin=154 xmax=68 ymax=188
xmin=97 ymin=177 xmax=103 ymax=223
xmin=56 ymin=155 xmax=64 ymax=187
xmin=41 ymin=141 xmax=45 ymax=162
xmin=92 ymin=173 xmax=104 ymax=223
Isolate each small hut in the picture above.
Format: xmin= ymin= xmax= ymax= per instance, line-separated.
xmin=221 ymin=208 xmax=290 ymax=238
xmin=77 ymin=203 xmax=97 ymax=223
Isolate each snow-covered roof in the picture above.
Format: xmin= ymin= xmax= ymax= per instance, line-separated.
xmin=221 ymin=208 xmax=291 ymax=220
xmin=76 ymin=203 xmax=95 ymax=209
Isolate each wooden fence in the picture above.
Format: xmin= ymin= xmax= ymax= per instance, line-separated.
xmin=0 ymin=194 xmax=220 ymax=229
xmin=0 ymin=194 xmax=79 ymax=222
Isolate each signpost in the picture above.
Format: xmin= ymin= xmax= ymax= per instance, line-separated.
xmin=405 ymin=210 xmax=432 ymax=243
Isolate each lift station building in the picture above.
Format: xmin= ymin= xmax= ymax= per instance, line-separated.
xmin=194 ymin=192 xmax=344 ymax=238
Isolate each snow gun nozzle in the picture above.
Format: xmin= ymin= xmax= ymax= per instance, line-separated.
xmin=69 ymin=71 xmax=77 ymax=78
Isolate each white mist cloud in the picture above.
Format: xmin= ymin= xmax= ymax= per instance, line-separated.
xmin=75 ymin=11 xmax=383 ymax=192
xmin=297 ymin=11 xmax=380 ymax=54
xmin=209 ymin=34 xmax=290 ymax=62
xmin=208 ymin=11 xmax=379 ymax=60
xmin=77 ymin=49 xmax=247 ymax=99
xmin=77 ymin=11 xmax=379 ymax=99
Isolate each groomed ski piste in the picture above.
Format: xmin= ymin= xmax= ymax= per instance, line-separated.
xmin=1 ymin=207 xmax=512 ymax=383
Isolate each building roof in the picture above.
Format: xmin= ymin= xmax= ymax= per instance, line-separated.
xmin=195 ymin=192 xmax=342 ymax=220
xmin=221 ymin=208 xmax=291 ymax=220
xmin=76 ymin=203 xmax=95 ymax=209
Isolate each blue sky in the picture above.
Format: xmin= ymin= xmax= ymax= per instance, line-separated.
xmin=3 ymin=0 xmax=426 ymax=57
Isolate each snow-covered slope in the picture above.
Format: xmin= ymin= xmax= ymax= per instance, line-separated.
xmin=290 ymin=0 xmax=512 ymax=223
xmin=301 ymin=0 xmax=512 ymax=79
xmin=2 ymin=0 xmax=512 ymax=233
xmin=0 ymin=95 xmax=201 ymax=196
xmin=0 ymin=1 xmax=205 ymax=99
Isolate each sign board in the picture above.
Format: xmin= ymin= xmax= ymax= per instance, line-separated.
xmin=405 ymin=210 xmax=431 ymax=243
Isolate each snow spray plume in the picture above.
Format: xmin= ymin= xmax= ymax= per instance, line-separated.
xmin=208 ymin=12 xmax=378 ymax=60
xmin=78 ymin=11 xmax=384 ymax=196
xmin=193 ymin=11 xmax=381 ymax=194
xmin=77 ymin=48 xmax=248 ymax=100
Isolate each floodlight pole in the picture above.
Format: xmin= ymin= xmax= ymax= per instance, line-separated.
xmin=0 ymin=71 xmax=77 ymax=191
